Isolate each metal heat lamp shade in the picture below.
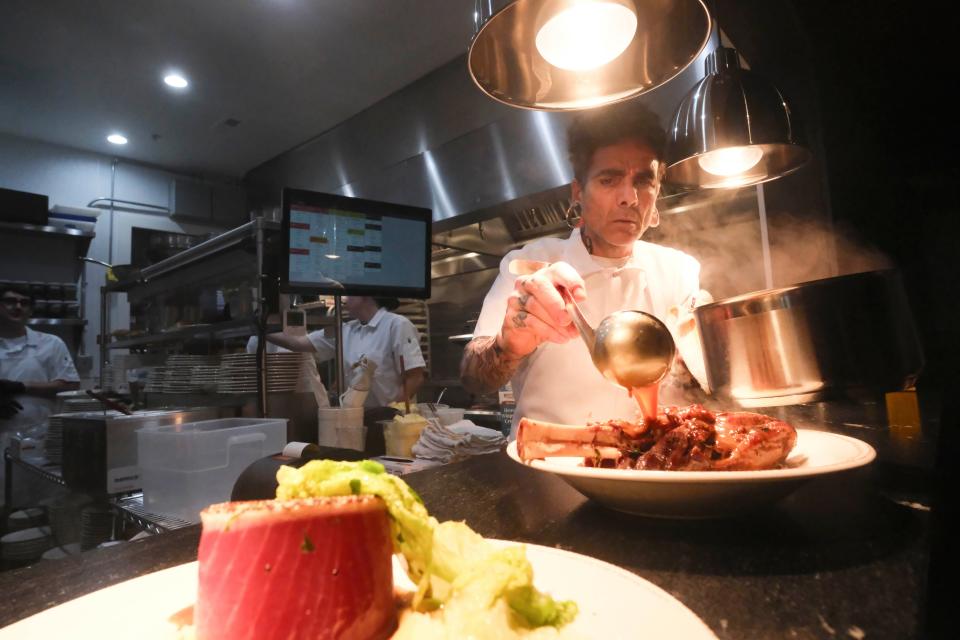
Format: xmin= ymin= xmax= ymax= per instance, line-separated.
xmin=665 ymin=47 xmax=810 ymax=189
xmin=468 ymin=0 xmax=712 ymax=110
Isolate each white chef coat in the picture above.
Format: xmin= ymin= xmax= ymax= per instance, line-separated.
xmin=1 ymin=327 xmax=80 ymax=436
xmin=307 ymin=308 xmax=426 ymax=408
xmin=474 ymin=228 xmax=701 ymax=434
xmin=245 ymin=336 xmax=292 ymax=354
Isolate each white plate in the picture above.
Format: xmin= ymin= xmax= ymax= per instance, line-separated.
xmin=0 ymin=541 xmax=715 ymax=640
xmin=507 ymin=429 xmax=876 ymax=519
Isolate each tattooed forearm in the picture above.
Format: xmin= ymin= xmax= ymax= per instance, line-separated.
xmin=460 ymin=336 xmax=524 ymax=394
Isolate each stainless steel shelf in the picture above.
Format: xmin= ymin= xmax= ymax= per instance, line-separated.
xmin=112 ymin=493 xmax=195 ymax=533
xmin=108 ymin=316 xmax=336 ymax=349
xmin=3 ymin=452 xmax=66 ymax=487
xmin=27 ymin=318 xmax=86 ymax=327
xmin=142 ymin=218 xmax=278 ymax=281
xmin=107 ymin=318 xmax=259 ymax=349
xmin=0 ymin=220 xmax=95 ymax=239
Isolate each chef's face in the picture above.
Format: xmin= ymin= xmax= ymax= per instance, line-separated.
xmin=0 ymin=291 xmax=32 ymax=326
xmin=343 ymin=296 xmax=366 ymax=316
xmin=572 ymin=138 xmax=663 ymax=252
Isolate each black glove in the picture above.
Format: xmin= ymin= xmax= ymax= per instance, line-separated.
xmin=0 ymin=397 xmax=23 ymax=419
xmin=0 ymin=379 xmax=27 ymax=396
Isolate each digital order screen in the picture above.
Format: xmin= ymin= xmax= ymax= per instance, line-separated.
xmin=283 ymin=196 xmax=429 ymax=297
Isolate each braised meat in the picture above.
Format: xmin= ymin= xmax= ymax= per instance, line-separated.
xmin=517 ymin=405 xmax=797 ymax=471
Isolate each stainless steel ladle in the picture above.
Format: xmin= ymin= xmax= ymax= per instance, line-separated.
xmin=509 ymin=259 xmax=676 ymax=396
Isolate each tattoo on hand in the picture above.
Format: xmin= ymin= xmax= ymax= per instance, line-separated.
xmin=512 ymin=310 xmax=528 ymax=328
xmin=518 ymin=293 xmax=530 ymax=309
xmin=460 ymin=335 xmax=523 ymax=394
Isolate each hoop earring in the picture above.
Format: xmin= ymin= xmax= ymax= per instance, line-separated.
xmin=564 ymin=201 xmax=583 ymax=229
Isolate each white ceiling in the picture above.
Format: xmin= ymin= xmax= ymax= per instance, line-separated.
xmin=0 ymin=0 xmax=475 ymax=179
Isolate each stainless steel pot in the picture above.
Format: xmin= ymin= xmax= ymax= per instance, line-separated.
xmin=694 ymin=269 xmax=923 ymax=406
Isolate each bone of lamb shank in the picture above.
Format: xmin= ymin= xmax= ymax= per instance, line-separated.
xmin=516 ymin=405 xmax=797 ymax=471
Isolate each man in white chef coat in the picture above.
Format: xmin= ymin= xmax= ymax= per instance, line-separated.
xmin=1 ymin=286 xmax=80 ymax=504
xmin=263 ymin=296 xmax=426 ymax=408
xmin=461 ymin=101 xmax=708 ymax=435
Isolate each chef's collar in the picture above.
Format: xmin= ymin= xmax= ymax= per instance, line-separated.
xmin=359 ymin=307 xmax=388 ymax=328
xmin=561 ymin=228 xmax=646 ymax=278
xmin=0 ymin=327 xmax=36 ymax=350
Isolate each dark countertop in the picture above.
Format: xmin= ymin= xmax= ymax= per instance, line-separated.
xmin=0 ymin=398 xmax=950 ymax=638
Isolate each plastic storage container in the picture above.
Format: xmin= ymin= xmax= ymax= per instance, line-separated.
xmin=380 ymin=417 xmax=428 ymax=458
xmin=138 ymin=418 xmax=287 ymax=522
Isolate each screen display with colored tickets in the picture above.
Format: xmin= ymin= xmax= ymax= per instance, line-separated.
xmin=281 ymin=189 xmax=431 ymax=298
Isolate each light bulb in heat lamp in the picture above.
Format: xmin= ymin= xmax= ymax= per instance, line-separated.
xmin=536 ymin=2 xmax=637 ymax=71
xmin=697 ymin=146 xmax=765 ymax=177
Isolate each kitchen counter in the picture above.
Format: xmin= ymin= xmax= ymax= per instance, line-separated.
xmin=0 ymin=399 xmax=949 ymax=638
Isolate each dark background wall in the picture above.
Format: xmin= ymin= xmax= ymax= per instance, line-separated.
xmin=717 ymin=3 xmax=956 ymax=634
xmin=717 ymin=0 xmax=957 ymax=390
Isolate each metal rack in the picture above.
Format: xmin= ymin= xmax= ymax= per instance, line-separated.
xmin=112 ymin=494 xmax=194 ymax=534
xmin=3 ymin=451 xmax=192 ymax=535
xmin=99 ymin=218 xmax=279 ymax=416
xmin=0 ymin=221 xmax=94 ymax=361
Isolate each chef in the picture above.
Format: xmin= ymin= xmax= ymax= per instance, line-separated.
xmin=261 ymin=296 xmax=426 ymax=407
xmin=461 ymin=101 xmax=707 ymax=435
xmin=1 ymin=285 xmax=80 ymax=503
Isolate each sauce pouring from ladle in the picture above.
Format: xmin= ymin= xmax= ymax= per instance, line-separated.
xmin=509 ymin=260 xmax=676 ymax=419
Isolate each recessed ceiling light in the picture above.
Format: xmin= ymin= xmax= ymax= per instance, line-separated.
xmin=164 ymin=73 xmax=189 ymax=89
xmin=107 ymin=134 xmax=128 ymax=145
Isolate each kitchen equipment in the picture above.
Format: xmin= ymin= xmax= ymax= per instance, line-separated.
xmin=0 ymin=187 xmax=48 ymax=225
xmin=380 ymin=417 xmax=429 ymax=458
xmin=61 ymin=407 xmax=220 ymax=494
xmin=78 ymin=257 xmax=139 ymax=283
xmin=318 ymin=407 xmax=364 ymax=447
xmin=695 ymin=269 xmax=924 ymax=406
xmin=508 ymin=258 xmax=676 ymax=415
xmin=85 ymin=389 xmax=132 ymax=415
xmin=137 ymin=417 xmax=287 ymax=522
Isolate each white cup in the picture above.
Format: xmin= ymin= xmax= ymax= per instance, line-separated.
xmin=336 ymin=425 xmax=368 ymax=451
xmin=340 ymin=388 xmax=369 ymax=408
xmin=318 ymin=407 xmax=364 ymax=447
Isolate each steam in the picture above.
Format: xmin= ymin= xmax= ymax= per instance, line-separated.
xmin=648 ymin=188 xmax=894 ymax=405
xmin=649 ymin=189 xmax=893 ymax=299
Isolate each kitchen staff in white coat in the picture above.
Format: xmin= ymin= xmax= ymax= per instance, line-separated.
xmin=1 ymin=286 xmax=80 ymax=504
xmin=461 ymin=101 xmax=708 ymax=435
xmin=264 ymin=296 xmax=426 ymax=407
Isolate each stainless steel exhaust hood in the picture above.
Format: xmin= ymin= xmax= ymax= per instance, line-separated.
xmin=245 ymin=45 xmax=717 ymax=231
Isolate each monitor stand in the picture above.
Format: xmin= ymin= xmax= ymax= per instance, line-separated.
xmin=333 ymin=295 xmax=345 ymax=401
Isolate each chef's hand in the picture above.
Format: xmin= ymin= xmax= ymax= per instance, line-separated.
xmin=497 ymin=261 xmax=586 ymax=359
xmin=0 ymin=397 xmax=23 ymax=419
xmin=0 ymin=379 xmax=26 ymax=396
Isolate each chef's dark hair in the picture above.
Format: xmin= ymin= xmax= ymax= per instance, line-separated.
xmin=0 ymin=285 xmax=32 ymax=303
xmin=566 ymin=100 xmax=667 ymax=185
xmin=373 ymin=297 xmax=400 ymax=311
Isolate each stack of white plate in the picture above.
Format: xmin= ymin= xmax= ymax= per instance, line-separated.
xmin=41 ymin=542 xmax=81 ymax=561
xmin=45 ymin=416 xmax=63 ymax=463
xmin=6 ymin=507 xmax=47 ymax=532
xmin=1 ymin=526 xmax=53 ymax=563
xmin=79 ymin=504 xmax=115 ymax=550
xmin=44 ymin=495 xmax=90 ymax=545
xmin=60 ymin=398 xmax=104 ymax=413
xmin=99 ymin=364 xmax=127 ymax=392
xmin=144 ymin=366 xmax=168 ymax=393
xmin=190 ymin=364 xmax=220 ymax=393
xmin=218 ymin=353 xmax=314 ymax=394
xmin=96 ymin=540 xmax=126 ymax=549
xmin=163 ymin=355 xmax=218 ymax=393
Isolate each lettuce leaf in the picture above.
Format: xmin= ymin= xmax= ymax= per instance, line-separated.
xmin=275 ymin=459 xmax=577 ymax=630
